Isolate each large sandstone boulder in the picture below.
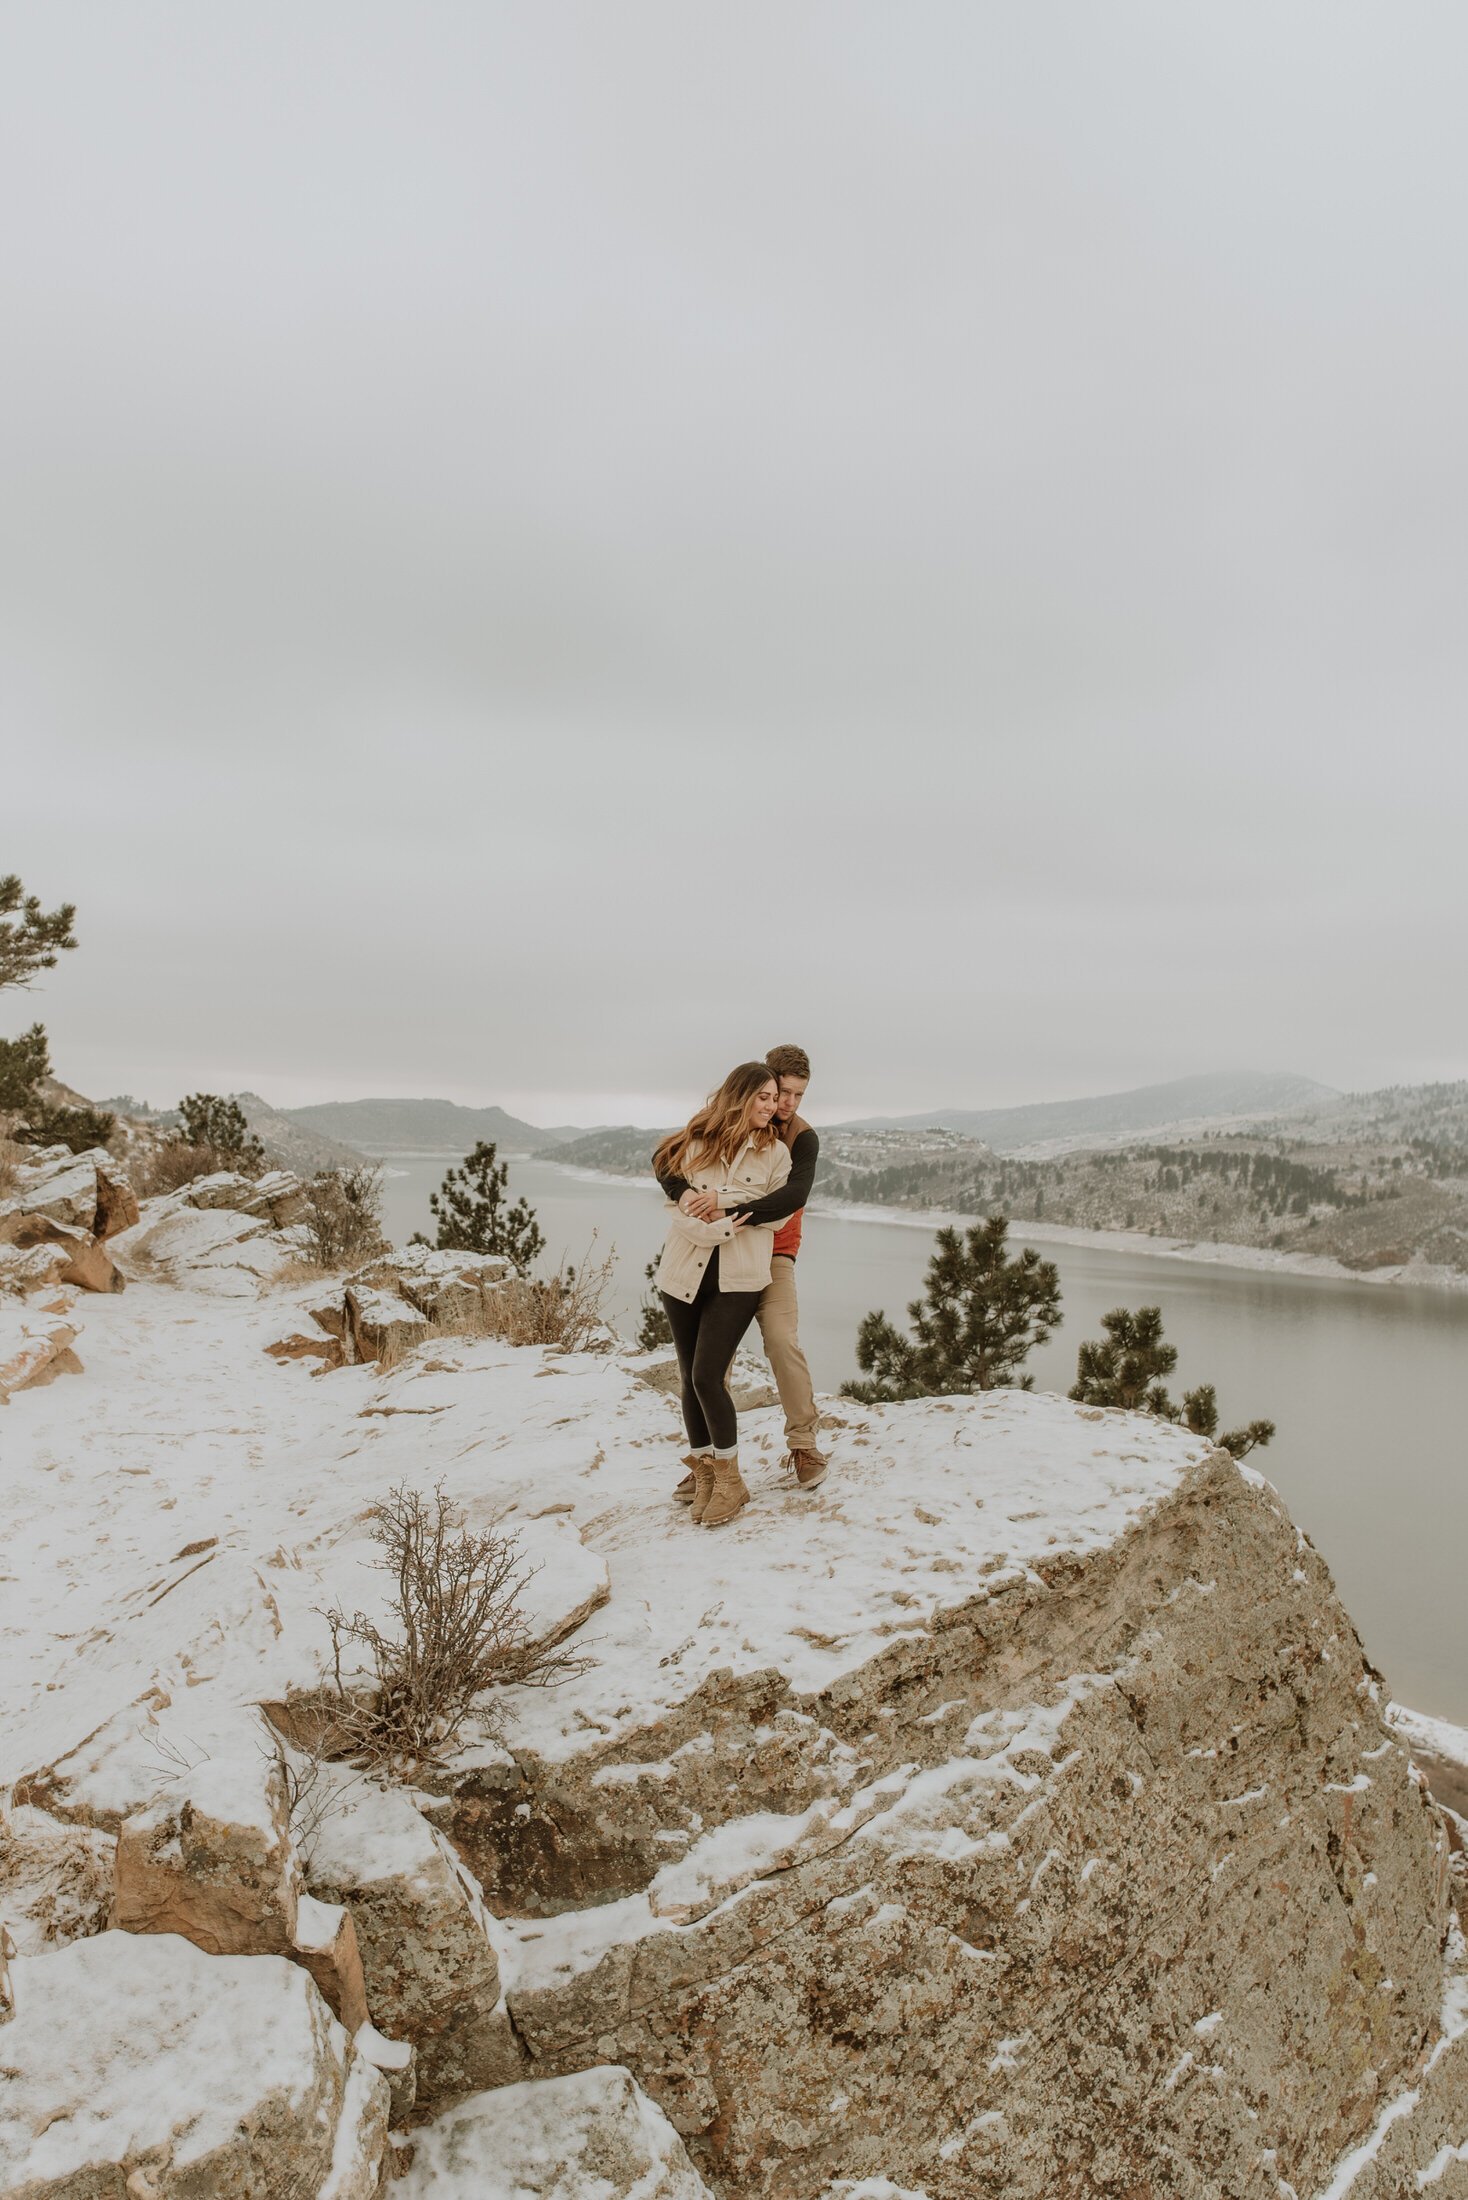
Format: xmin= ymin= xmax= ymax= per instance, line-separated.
xmin=345 ymin=1282 xmax=432 ymax=1365
xmin=306 ymin=1775 xmax=512 ymax=2111
xmin=416 ymin=1410 xmax=1467 ymax=2200
xmin=359 ymin=1243 xmax=515 ymax=1321
xmin=187 ymin=1167 xmax=305 ymax=1227
xmin=93 ymin=1163 xmax=141 ymax=1238
xmin=0 ymin=1146 xmax=112 ymax=1232
xmin=399 ymin=2064 xmax=714 ymax=2198
xmin=0 ymin=1930 xmax=389 ymax=2197
xmin=110 ymin=1199 xmax=291 ymax=1292
xmin=0 ymin=1306 xmax=82 ymax=1400
xmin=4 ymin=1211 xmax=124 ymax=1292
xmin=112 ymin=1752 xmax=301 ymax=1957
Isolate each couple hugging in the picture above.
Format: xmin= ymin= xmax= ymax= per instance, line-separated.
xmin=651 ymin=1044 xmax=826 ymax=1529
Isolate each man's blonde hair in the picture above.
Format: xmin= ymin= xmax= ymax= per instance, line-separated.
xmin=766 ymin=1044 xmax=810 ymax=1081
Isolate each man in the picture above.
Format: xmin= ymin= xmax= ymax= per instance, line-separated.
xmin=662 ymin=1044 xmax=827 ymax=1491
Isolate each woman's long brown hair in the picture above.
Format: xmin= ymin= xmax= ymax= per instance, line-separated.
xmin=654 ymin=1062 xmax=780 ymax=1181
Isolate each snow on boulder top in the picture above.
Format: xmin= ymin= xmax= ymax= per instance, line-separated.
xmin=398 ymin=2064 xmax=713 ymax=2199
xmin=0 ymin=1931 xmax=370 ymax=2191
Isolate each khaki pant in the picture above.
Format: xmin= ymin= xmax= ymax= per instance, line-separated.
xmin=756 ymin=1255 xmax=821 ymax=1453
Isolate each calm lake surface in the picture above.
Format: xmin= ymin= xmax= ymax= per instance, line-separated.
xmin=382 ymin=1154 xmax=1467 ymax=1726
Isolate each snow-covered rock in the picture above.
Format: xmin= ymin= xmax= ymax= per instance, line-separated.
xmin=112 ymin=1749 xmax=302 ymax=1957
xmin=0 ymin=1802 xmax=114 ymax=1954
xmin=187 ymin=1166 xmax=306 ymax=1227
xmin=306 ymin=1775 xmax=510 ymax=2110
xmin=398 ymin=2064 xmax=713 ymax=2198
xmin=111 ymin=1196 xmax=294 ymax=1293
xmin=94 ymin=1163 xmax=141 ymax=1239
xmin=1391 ymin=1700 xmax=1468 ymax=1826
xmin=295 ymin=1892 xmax=372 ymax=2036
xmin=0 ymin=1145 xmax=112 ymax=1231
xmin=3 ymin=1265 xmax=1467 ymax=2195
xmin=0 ymin=1930 xmax=389 ymax=2198
xmin=0 ymin=1304 xmax=81 ymax=1400
xmin=358 ymin=1242 xmax=515 ymax=1321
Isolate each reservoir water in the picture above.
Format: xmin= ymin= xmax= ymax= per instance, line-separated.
xmin=381 ymin=1153 xmax=1467 ymax=1726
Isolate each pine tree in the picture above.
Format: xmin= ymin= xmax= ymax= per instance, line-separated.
xmin=0 ymin=1022 xmax=51 ymax=1114
xmin=0 ymin=873 xmax=77 ymax=993
xmin=425 ymin=1141 xmax=545 ymax=1273
xmin=1070 ymin=1305 xmax=1274 ymax=1459
xmin=177 ymin=1094 xmax=266 ymax=1172
xmin=841 ymin=1216 xmax=1062 ymax=1403
xmin=636 ymin=1257 xmax=672 ymax=1351
xmin=1070 ymin=1305 xmax=1179 ymax=1416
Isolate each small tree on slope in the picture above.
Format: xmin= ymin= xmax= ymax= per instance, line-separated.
xmin=841 ymin=1215 xmax=1062 ymax=1403
xmin=1070 ymin=1304 xmax=1275 ymax=1459
xmin=425 ymin=1140 xmax=545 ymax=1273
xmin=177 ymin=1094 xmax=266 ymax=1173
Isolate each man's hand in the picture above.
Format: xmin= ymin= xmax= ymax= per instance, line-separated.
xmin=680 ymin=1189 xmax=720 ymax=1222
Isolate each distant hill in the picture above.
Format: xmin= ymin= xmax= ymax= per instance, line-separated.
xmin=539 ymin=1125 xmax=668 ymax=1173
xmin=843 ymin=1072 xmax=1339 ymax=1156
xmin=234 ymin=1094 xmax=368 ymax=1173
xmin=282 ymin=1097 xmax=570 ymax=1155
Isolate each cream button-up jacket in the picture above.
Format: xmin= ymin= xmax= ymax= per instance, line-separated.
xmin=655 ymin=1135 xmax=792 ymax=1303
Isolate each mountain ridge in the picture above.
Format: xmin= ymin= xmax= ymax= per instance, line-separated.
xmin=842 ymin=1069 xmax=1338 ymax=1154
xmin=282 ymin=1096 xmax=572 ymax=1155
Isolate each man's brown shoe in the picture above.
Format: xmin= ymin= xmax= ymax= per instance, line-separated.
xmin=689 ymin=1455 xmax=717 ymax=1524
xmin=789 ymin=1449 xmax=827 ymax=1490
xmin=674 ymin=1453 xmax=701 ymax=1504
xmin=700 ymin=1454 xmax=750 ymax=1527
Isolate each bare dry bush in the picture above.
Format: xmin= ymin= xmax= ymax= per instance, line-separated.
xmin=130 ymin=1138 xmax=231 ymax=1198
xmin=0 ymin=1132 xmax=23 ymax=1200
xmin=371 ymin=1243 xmax=616 ymax=1374
xmin=269 ymin=1254 xmax=335 ymax=1290
xmin=305 ymin=1482 xmax=588 ymax=1772
xmin=294 ymin=1166 xmax=389 ymax=1271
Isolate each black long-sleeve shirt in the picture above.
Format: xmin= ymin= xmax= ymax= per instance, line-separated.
xmin=656 ymin=1125 xmax=819 ymax=1226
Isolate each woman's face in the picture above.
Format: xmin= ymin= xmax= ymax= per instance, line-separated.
xmin=749 ymin=1078 xmax=779 ymax=1129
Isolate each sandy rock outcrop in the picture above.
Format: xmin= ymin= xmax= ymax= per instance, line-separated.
xmin=112 ymin=1752 xmax=302 ymax=1957
xmin=0 ymin=1305 xmax=82 ymax=1400
xmin=294 ymin=1891 xmax=372 ymax=2034
xmin=289 ymin=1246 xmax=517 ymax=1370
xmin=0 ymin=1802 xmax=115 ymax=1952
xmin=186 ymin=1166 xmax=307 ymax=1228
xmin=6 ymin=1270 xmax=1467 ymax=2198
xmin=0 ymin=1145 xmax=112 ymax=1231
xmin=306 ymin=1776 xmax=512 ymax=2112
xmin=0 ymin=1146 xmax=133 ymax=1297
xmin=416 ymin=1428 xmax=1466 ymax=2200
xmin=0 ymin=1930 xmax=389 ymax=2198
xmin=400 ymin=2064 xmax=714 ymax=2198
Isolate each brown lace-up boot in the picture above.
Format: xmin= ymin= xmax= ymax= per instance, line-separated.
xmin=788 ymin=1449 xmax=828 ymax=1490
xmin=700 ymin=1453 xmax=750 ymax=1528
xmin=674 ymin=1454 xmax=701 ymax=1504
xmin=688 ymin=1454 xmax=717 ymax=1524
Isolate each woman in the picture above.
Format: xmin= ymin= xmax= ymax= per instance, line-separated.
xmin=652 ymin=1062 xmax=792 ymax=1527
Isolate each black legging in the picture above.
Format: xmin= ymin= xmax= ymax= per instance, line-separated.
xmin=660 ymin=1254 xmax=763 ymax=1454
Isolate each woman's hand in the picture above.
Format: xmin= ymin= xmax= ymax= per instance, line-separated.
xmin=680 ymin=1189 xmax=720 ymax=1221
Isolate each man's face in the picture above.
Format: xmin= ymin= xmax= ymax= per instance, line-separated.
xmin=775 ymin=1075 xmax=808 ymax=1123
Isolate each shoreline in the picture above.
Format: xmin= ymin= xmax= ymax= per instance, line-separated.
xmin=541 ymin=1161 xmax=1468 ymax=1296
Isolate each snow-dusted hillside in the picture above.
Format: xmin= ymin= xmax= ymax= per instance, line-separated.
xmin=2 ymin=1154 xmax=1466 ymax=2198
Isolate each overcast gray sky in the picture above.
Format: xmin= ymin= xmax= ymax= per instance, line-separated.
xmin=4 ymin=3 xmax=1465 ymax=1126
